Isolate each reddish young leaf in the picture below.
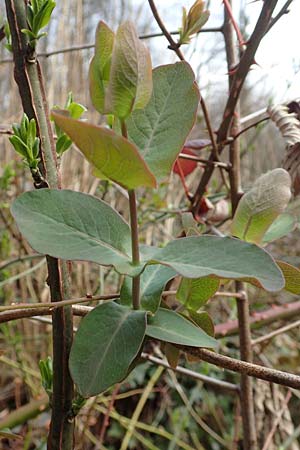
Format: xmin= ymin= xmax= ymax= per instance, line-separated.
xmin=173 ymin=147 xmax=198 ymax=177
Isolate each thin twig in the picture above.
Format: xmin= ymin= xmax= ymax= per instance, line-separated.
xmin=22 ymin=314 xmax=300 ymax=389
xmin=223 ymin=2 xmax=257 ymax=447
xmin=215 ymin=300 xmax=300 ymax=337
xmin=0 ymin=293 xmax=118 ymax=313
xmin=179 ymin=153 xmax=231 ymax=169
xmin=141 ymin=353 xmax=240 ymax=393
xmin=192 ymin=0 xmax=279 ymax=209
xmin=265 ymin=0 xmax=294 ymax=34
xmin=251 ymin=319 xmax=300 ymax=346
xmin=147 ymin=0 xmax=226 ymax=198
xmin=0 ymin=27 xmax=223 ymax=64
xmin=179 ymin=347 xmax=300 ymax=390
xmin=261 ymin=390 xmax=292 ymax=450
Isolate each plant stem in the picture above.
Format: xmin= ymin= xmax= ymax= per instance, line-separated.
xmin=120 ymin=119 xmax=141 ymax=310
xmin=223 ymin=3 xmax=257 ymax=448
xmin=128 ymin=191 xmax=141 ymax=310
xmin=5 ymin=1 xmax=74 ymax=448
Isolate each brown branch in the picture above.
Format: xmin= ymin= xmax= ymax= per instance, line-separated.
xmin=5 ymin=1 xmax=74 ymax=448
xmin=192 ymin=0 xmax=279 ymax=210
xmin=141 ymin=353 xmax=240 ymax=393
xmin=251 ymin=319 xmax=300 ymax=346
xmin=215 ymin=300 xmax=300 ymax=338
xmin=180 ymin=347 xmax=300 ymax=390
xmin=261 ymin=390 xmax=292 ymax=450
xmin=0 ymin=27 xmax=223 ymax=64
xmin=265 ymin=0 xmax=294 ymax=34
xmin=13 ymin=312 xmax=300 ymax=390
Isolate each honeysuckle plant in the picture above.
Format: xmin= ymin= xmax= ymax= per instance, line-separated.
xmin=10 ymin=20 xmax=296 ymax=400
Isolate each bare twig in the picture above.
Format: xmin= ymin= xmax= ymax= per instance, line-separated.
xmin=222 ymin=2 xmax=257 ymax=447
xmin=22 ymin=315 xmax=300 ymax=389
xmin=261 ymin=390 xmax=292 ymax=450
xmin=252 ymin=319 xmax=300 ymax=346
xmin=265 ymin=0 xmax=294 ymax=34
xmin=0 ymin=27 xmax=223 ymax=64
xmin=180 ymin=347 xmax=300 ymax=390
xmin=141 ymin=353 xmax=240 ymax=393
xmin=147 ymin=0 xmax=226 ymax=197
xmin=192 ymin=0 xmax=279 ymax=209
xmin=215 ymin=300 xmax=300 ymax=337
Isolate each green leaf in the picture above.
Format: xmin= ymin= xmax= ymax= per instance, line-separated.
xmin=11 ymin=189 xmax=143 ymax=276
xmin=262 ymin=213 xmax=296 ymax=244
xmin=176 ymin=276 xmax=219 ymax=310
xmin=69 ymin=302 xmax=147 ymax=397
xmin=89 ymin=21 xmax=115 ymax=114
xmin=106 ymin=21 xmax=152 ymax=119
xmin=127 ymin=61 xmax=199 ymax=181
xmin=187 ymin=310 xmax=215 ymax=336
xmin=276 ymin=260 xmax=300 ymax=294
xmin=231 ymin=169 xmax=291 ymax=244
xmin=146 ymin=308 xmax=217 ymax=348
xmin=120 ymin=265 xmax=176 ymax=313
xmin=142 ymin=236 xmax=284 ymax=292
xmin=51 ymin=110 xmax=156 ymax=189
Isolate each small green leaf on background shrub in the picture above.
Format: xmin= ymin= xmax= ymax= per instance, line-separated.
xmin=146 ymin=308 xmax=217 ymax=348
xmin=231 ymin=168 xmax=291 ymax=244
xmin=276 ymin=260 xmax=300 ymax=294
xmin=176 ymin=276 xmax=219 ymax=310
xmin=187 ymin=310 xmax=215 ymax=336
xmin=127 ymin=62 xmax=199 ymax=181
xmin=51 ymin=110 xmax=156 ymax=189
xmin=120 ymin=265 xmax=176 ymax=313
xmin=69 ymin=302 xmax=147 ymax=397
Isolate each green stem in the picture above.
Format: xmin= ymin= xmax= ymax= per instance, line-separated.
xmin=120 ymin=120 xmax=141 ymax=310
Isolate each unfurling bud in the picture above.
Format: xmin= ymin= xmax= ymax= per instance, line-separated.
xmin=179 ymin=0 xmax=210 ymax=45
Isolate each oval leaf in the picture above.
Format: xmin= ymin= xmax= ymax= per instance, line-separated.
xmin=106 ymin=21 xmax=152 ymax=119
xmin=276 ymin=260 xmax=300 ymax=294
xmin=52 ymin=110 xmax=156 ymax=190
xmin=187 ymin=310 xmax=215 ymax=337
xmin=143 ymin=236 xmax=284 ymax=292
xmin=262 ymin=213 xmax=296 ymax=244
xmin=89 ymin=21 xmax=115 ymax=114
xmin=11 ymin=189 xmax=143 ymax=276
xmin=120 ymin=265 xmax=176 ymax=313
xmin=146 ymin=308 xmax=217 ymax=348
xmin=69 ymin=302 xmax=147 ymax=397
xmin=231 ymin=169 xmax=291 ymax=244
xmin=127 ymin=62 xmax=199 ymax=181
xmin=176 ymin=276 xmax=220 ymax=310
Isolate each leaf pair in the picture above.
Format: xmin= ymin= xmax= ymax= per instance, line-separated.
xmin=52 ymin=60 xmax=200 ymax=189
xmin=89 ymin=21 xmax=152 ymax=120
xmin=69 ymin=302 xmax=217 ymax=398
xmin=11 ymin=189 xmax=285 ymax=292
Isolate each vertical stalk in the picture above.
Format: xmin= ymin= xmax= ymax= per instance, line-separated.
xmin=121 ymin=120 xmax=140 ymax=310
xmin=5 ymin=1 xmax=74 ymax=449
xmin=223 ymin=3 xmax=257 ymax=449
